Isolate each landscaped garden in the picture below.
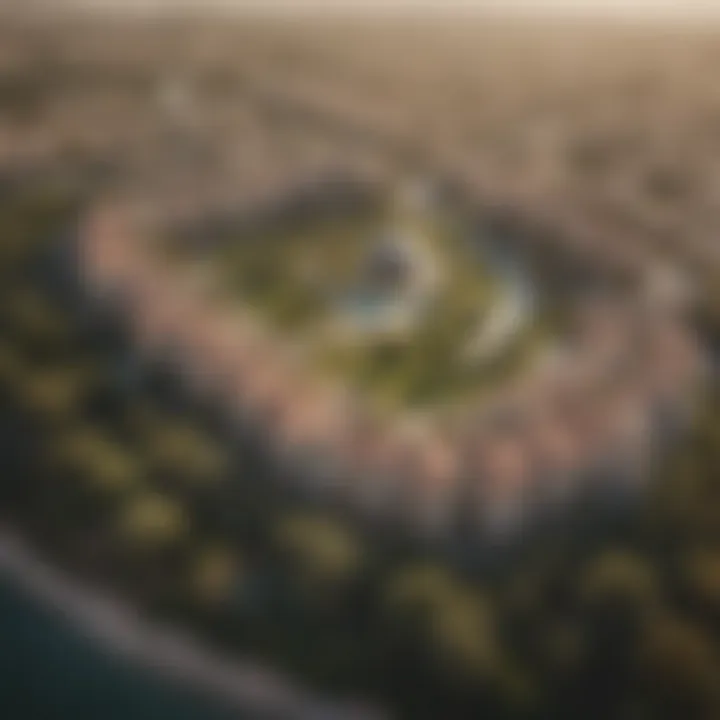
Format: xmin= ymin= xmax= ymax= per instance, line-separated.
xmin=166 ymin=183 xmax=550 ymax=413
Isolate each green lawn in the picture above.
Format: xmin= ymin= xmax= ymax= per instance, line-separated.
xmin=170 ymin=199 xmax=547 ymax=412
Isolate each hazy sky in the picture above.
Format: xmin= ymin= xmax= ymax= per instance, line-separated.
xmin=41 ymin=0 xmax=720 ymax=18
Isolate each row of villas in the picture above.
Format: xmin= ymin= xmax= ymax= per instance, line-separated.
xmin=77 ymin=199 xmax=707 ymax=544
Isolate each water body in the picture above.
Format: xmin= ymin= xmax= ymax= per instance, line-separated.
xmin=462 ymin=230 xmax=537 ymax=363
xmin=0 ymin=532 xmax=382 ymax=720
xmin=0 ymin=577 xmax=244 ymax=720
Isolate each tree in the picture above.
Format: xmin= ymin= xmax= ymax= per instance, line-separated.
xmin=0 ymin=340 xmax=25 ymax=395
xmin=51 ymin=427 xmax=143 ymax=495
xmin=638 ymin=612 xmax=720 ymax=719
xmin=383 ymin=564 xmax=501 ymax=681
xmin=5 ymin=286 xmax=71 ymax=351
xmin=273 ymin=512 xmax=363 ymax=594
xmin=682 ymin=548 xmax=720 ymax=612
xmin=579 ymin=549 xmax=660 ymax=614
xmin=143 ymin=418 xmax=229 ymax=486
xmin=117 ymin=491 xmax=189 ymax=549
xmin=190 ymin=545 xmax=241 ymax=606
xmin=17 ymin=366 xmax=85 ymax=422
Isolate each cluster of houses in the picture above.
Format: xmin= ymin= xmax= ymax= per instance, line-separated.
xmin=77 ymin=194 xmax=707 ymax=544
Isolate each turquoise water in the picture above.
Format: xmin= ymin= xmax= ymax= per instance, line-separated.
xmin=345 ymin=291 xmax=395 ymax=318
xmin=0 ymin=578 xmax=243 ymax=720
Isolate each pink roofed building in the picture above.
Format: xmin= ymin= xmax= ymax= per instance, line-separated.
xmin=465 ymin=430 xmax=533 ymax=538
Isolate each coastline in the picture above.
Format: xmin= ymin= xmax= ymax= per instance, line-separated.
xmin=0 ymin=528 xmax=385 ymax=720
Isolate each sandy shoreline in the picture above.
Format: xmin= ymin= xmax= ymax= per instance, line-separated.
xmin=0 ymin=528 xmax=386 ymax=720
